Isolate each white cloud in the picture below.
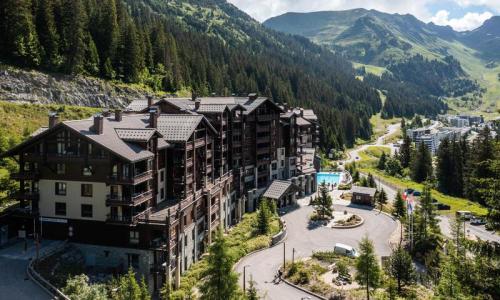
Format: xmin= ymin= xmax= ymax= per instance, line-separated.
xmin=430 ymin=10 xmax=493 ymax=31
xmin=228 ymin=0 xmax=497 ymax=31
xmin=227 ymin=0 xmax=435 ymax=22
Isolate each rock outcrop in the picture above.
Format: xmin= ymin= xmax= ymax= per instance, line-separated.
xmin=0 ymin=66 xmax=151 ymax=108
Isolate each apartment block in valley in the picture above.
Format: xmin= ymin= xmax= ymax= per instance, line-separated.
xmin=1 ymin=95 xmax=319 ymax=292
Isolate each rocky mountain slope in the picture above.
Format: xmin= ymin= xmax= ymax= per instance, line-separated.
xmin=0 ymin=66 xmax=149 ymax=108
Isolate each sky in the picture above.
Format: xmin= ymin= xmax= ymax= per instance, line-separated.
xmin=227 ymin=0 xmax=500 ymax=31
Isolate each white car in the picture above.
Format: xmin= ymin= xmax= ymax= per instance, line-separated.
xmin=334 ymin=243 xmax=359 ymax=258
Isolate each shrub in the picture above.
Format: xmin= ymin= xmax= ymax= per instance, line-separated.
xmin=312 ymin=251 xmax=338 ymax=263
xmin=338 ymin=183 xmax=352 ymax=190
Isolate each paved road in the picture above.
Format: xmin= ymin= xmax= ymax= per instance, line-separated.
xmin=438 ymin=216 xmax=500 ymax=243
xmin=0 ymin=239 xmax=61 ymax=300
xmin=345 ymin=123 xmax=400 ymax=164
xmin=235 ymin=198 xmax=398 ymax=299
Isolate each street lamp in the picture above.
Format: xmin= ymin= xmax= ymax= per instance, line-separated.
xmin=243 ymin=265 xmax=250 ymax=293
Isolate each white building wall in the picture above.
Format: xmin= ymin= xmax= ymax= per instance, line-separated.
xmin=38 ymin=179 xmax=109 ymax=221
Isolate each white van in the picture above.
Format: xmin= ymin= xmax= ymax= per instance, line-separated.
xmin=334 ymin=243 xmax=359 ymax=258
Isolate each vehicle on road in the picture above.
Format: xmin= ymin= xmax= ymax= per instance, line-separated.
xmin=334 ymin=243 xmax=359 ymax=258
xmin=470 ymin=217 xmax=486 ymax=226
xmin=456 ymin=211 xmax=473 ymax=220
xmin=355 ymin=156 xmax=359 ymax=160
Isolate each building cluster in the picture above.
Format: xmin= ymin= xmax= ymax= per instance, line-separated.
xmin=407 ymin=125 xmax=471 ymax=155
xmin=438 ymin=114 xmax=484 ymax=128
xmin=0 ymin=95 xmax=320 ymax=292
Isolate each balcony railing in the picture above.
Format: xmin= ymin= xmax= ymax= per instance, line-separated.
xmin=106 ymin=190 xmax=153 ymax=206
xmin=107 ymin=170 xmax=153 ymax=185
xmin=257 ymin=114 xmax=274 ymax=122
xmin=10 ymin=171 xmax=40 ymax=181
xmin=257 ymin=125 xmax=270 ymax=132
xmin=11 ymin=191 xmax=39 ymax=201
xmin=106 ymin=208 xmax=151 ymax=225
xmin=195 ymin=138 xmax=205 ymax=148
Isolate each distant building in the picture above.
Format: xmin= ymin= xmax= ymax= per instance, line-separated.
xmin=351 ymin=186 xmax=377 ymax=206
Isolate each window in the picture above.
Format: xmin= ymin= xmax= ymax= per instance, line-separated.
xmin=82 ymin=166 xmax=93 ymax=176
xmin=81 ymin=184 xmax=93 ymax=197
xmin=281 ymin=160 xmax=285 ymax=167
xmin=55 ymin=202 xmax=66 ymax=216
xmin=55 ymin=182 xmax=66 ymax=195
xmin=129 ymin=231 xmax=139 ymax=244
xmin=81 ymin=204 xmax=93 ymax=218
xmin=127 ymin=253 xmax=139 ymax=269
xmin=87 ymin=143 xmax=93 ymax=155
xmin=56 ymin=164 xmax=65 ymax=175
xmin=160 ymin=170 xmax=164 ymax=182
xmin=160 ymin=188 xmax=164 ymax=199
xmin=112 ymin=165 xmax=118 ymax=177
xmin=272 ymin=162 xmax=277 ymax=170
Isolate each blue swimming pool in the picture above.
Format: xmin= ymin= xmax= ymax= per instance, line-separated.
xmin=317 ymin=172 xmax=342 ymax=186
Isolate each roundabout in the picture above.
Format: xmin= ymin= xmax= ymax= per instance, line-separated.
xmin=235 ymin=196 xmax=398 ymax=300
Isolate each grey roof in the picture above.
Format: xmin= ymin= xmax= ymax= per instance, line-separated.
xmin=156 ymin=115 xmax=208 ymax=142
xmin=296 ymin=117 xmax=312 ymax=126
xmin=263 ymin=180 xmax=298 ymax=200
xmin=281 ymin=111 xmax=295 ymax=119
xmin=115 ymin=128 xmax=160 ymax=142
xmin=293 ymin=108 xmax=318 ymax=121
xmin=30 ymin=127 xmax=48 ymax=137
xmin=63 ymin=115 xmax=155 ymax=162
xmin=126 ymin=99 xmax=149 ymax=112
xmin=352 ymin=186 xmax=377 ymax=197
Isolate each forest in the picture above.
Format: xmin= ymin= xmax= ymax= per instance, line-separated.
xmin=0 ymin=0 xmax=383 ymax=150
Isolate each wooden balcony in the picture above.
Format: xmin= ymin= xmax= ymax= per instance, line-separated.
xmin=257 ymin=125 xmax=270 ymax=133
xmin=195 ymin=138 xmax=206 ymax=148
xmin=10 ymin=171 xmax=40 ymax=181
xmin=106 ymin=170 xmax=153 ymax=185
xmin=257 ymin=114 xmax=274 ymax=122
xmin=106 ymin=190 xmax=153 ymax=207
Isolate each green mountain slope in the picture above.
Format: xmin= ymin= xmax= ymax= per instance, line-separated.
xmin=264 ymin=9 xmax=500 ymax=117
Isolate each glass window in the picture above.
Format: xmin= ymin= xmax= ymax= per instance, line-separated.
xmin=55 ymin=202 xmax=66 ymax=216
xmin=81 ymin=184 xmax=93 ymax=197
xmin=160 ymin=170 xmax=164 ymax=182
xmin=127 ymin=253 xmax=139 ymax=268
xmin=129 ymin=231 xmax=139 ymax=244
xmin=55 ymin=182 xmax=66 ymax=195
xmin=56 ymin=164 xmax=65 ymax=175
xmin=81 ymin=204 xmax=93 ymax=218
xmin=82 ymin=166 xmax=93 ymax=176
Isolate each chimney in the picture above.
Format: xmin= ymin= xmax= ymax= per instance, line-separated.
xmin=300 ymin=108 xmax=304 ymax=117
xmin=191 ymin=90 xmax=197 ymax=102
xmin=248 ymin=93 xmax=258 ymax=101
xmin=195 ymin=99 xmax=201 ymax=110
xmin=92 ymin=114 xmax=104 ymax=134
xmin=48 ymin=112 xmax=59 ymax=129
xmin=115 ymin=109 xmax=122 ymax=122
xmin=149 ymin=108 xmax=158 ymax=128
xmin=102 ymin=109 xmax=111 ymax=117
xmin=147 ymin=95 xmax=153 ymax=108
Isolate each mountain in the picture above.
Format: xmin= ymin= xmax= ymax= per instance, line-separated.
xmin=264 ymin=9 xmax=500 ymax=117
xmin=0 ymin=0 xmax=386 ymax=149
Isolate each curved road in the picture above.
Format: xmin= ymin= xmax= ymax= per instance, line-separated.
xmin=235 ymin=200 xmax=398 ymax=299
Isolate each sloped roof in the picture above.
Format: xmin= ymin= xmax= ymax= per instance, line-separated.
xmin=262 ymin=180 xmax=298 ymax=200
xmin=296 ymin=117 xmax=312 ymax=126
xmin=352 ymin=186 xmax=377 ymax=197
xmin=156 ymin=115 xmax=216 ymax=142
xmin=30 ymin=127 xmax=48 ymax=137
xmin=115 ymin=128 xmax=160 ymax=142
xmin=126 ymin=99 xmax=149 ymax=112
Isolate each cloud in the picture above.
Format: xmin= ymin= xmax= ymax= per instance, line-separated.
xmin=430 ymin=10 xmax=493 ymax=31
xmin=227 ymin=0 xmax=434 ymax=22
xmin=455 ymin=0 xmax=500 ymax=13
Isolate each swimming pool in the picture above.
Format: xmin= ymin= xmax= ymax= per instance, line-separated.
xmin=317 ymin=172 xmax=342 ymax=186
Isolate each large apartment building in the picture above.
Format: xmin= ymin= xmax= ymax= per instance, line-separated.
xmin=1 ymin=95 xmax=319 ymax=292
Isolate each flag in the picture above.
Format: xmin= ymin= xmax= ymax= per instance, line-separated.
xmin=403 ymin=190 xmax=408 ymax=201
xmin=407 ymin=194 xmax=414 ymax=215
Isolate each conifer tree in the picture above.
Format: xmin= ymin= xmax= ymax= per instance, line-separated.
xmin=367 ymin=173 xmax=376 ymax=188
xmin=377 ymin=188 xmax=388 ymax=212
xmin=410 ymin=142 xmax=432 ymax=183
xmin=393 ymin=191 xmax=406 ymax=219
xmin=200 ymin=229 xmax=239 ymax=300
xmin=257 ymin=199 xmax=271 ymax=234
xmin=315 ymin=182 xmax=333 ymax=220
xmin=36 ymin=0 xmax=61 ymax=68
xmin=399 ymin=135 xmax=412 ymax=168
xmin=61 ymin=0 xmax=87 ymax=74
xmin=377 ymin=152 xmax=387 ymax=170
xmin=387 ymin=247 xmax=414 ymax=293
xmin=355 ymin=236 xmax=381 ymax=300
xmin=436 ymin=138 xmax=453 ymax=194
xmin=246 ymin=276 xmax=259 ymax=300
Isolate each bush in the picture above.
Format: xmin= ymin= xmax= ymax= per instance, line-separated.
xmin=312 ymin=251 xmax=338 ymax=263
xmin=338 ymin=183 xmax=352 ymax=190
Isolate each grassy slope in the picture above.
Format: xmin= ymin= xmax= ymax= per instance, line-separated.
xmin=356 ymin=146 xmax=488 ymax=216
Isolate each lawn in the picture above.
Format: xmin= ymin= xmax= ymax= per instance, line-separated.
xmin=354 ymin=146 xmax=488 ymax=216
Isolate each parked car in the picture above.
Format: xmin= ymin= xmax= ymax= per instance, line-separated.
xmin=412 ymin=191 xmax=421 ymax=196
xmin=470 ymin=217 xmax=486 ymax=225
xmin=456 ymin=211 xmax=473 ymax=220
xmin=334 ymin=243 xmax=359 ymax=258
xmin=432 ymin=202 xmax=451 ymax=210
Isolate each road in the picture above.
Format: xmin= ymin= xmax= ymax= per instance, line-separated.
xmin=438 ymin=216 xmax=500 ymax=243
xmin=235 ymin=198 xmax=398 ymax=300
xmin=0 ymin=239 xmax=61 ymax=300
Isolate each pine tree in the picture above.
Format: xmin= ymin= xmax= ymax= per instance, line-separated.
xmin=139 ymin=276 xmax=151 ymax=300
xmin=436 ymin=138 xmax=453 ymax=194
xmin=393 ymin=191 xmax=406 ymax=219
xmin=114 ymin=268 xmax=142 ymax=300
xmin=2 ymin=0 xmax=41 ymax=66
xmin=377 ymin=188 xmax=388 ymax=212
xmin=246 ymin=276 xmax=259 ymax=300
xmin=355 ymin=236 xmax=381 ymax=300
xmin=399 ymin=135 xmax=412 ymax=168
xmin=36 ymin=0 xmax=61 ymax=69
xmin=315 ymin=182 xmax=333 ymax=220
xmin=388 ymin=247 xmax=414 ymax=293
xmin=367 ymin=173 xmax=376 ymax=188
xmin=61 ymin=0 xmax=87 ymax=74
xmin=377 ymin=152 xmax=387 ymax=170
xmin=413 ymin=183 xmax=440 ymax=254
xmin=200 ymin=229 xmax=239 ymax=300
xmin=410 ymin=142 xmax=432 ymax=183
xmin=257 ymin=199 xmax=271 ymax=234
